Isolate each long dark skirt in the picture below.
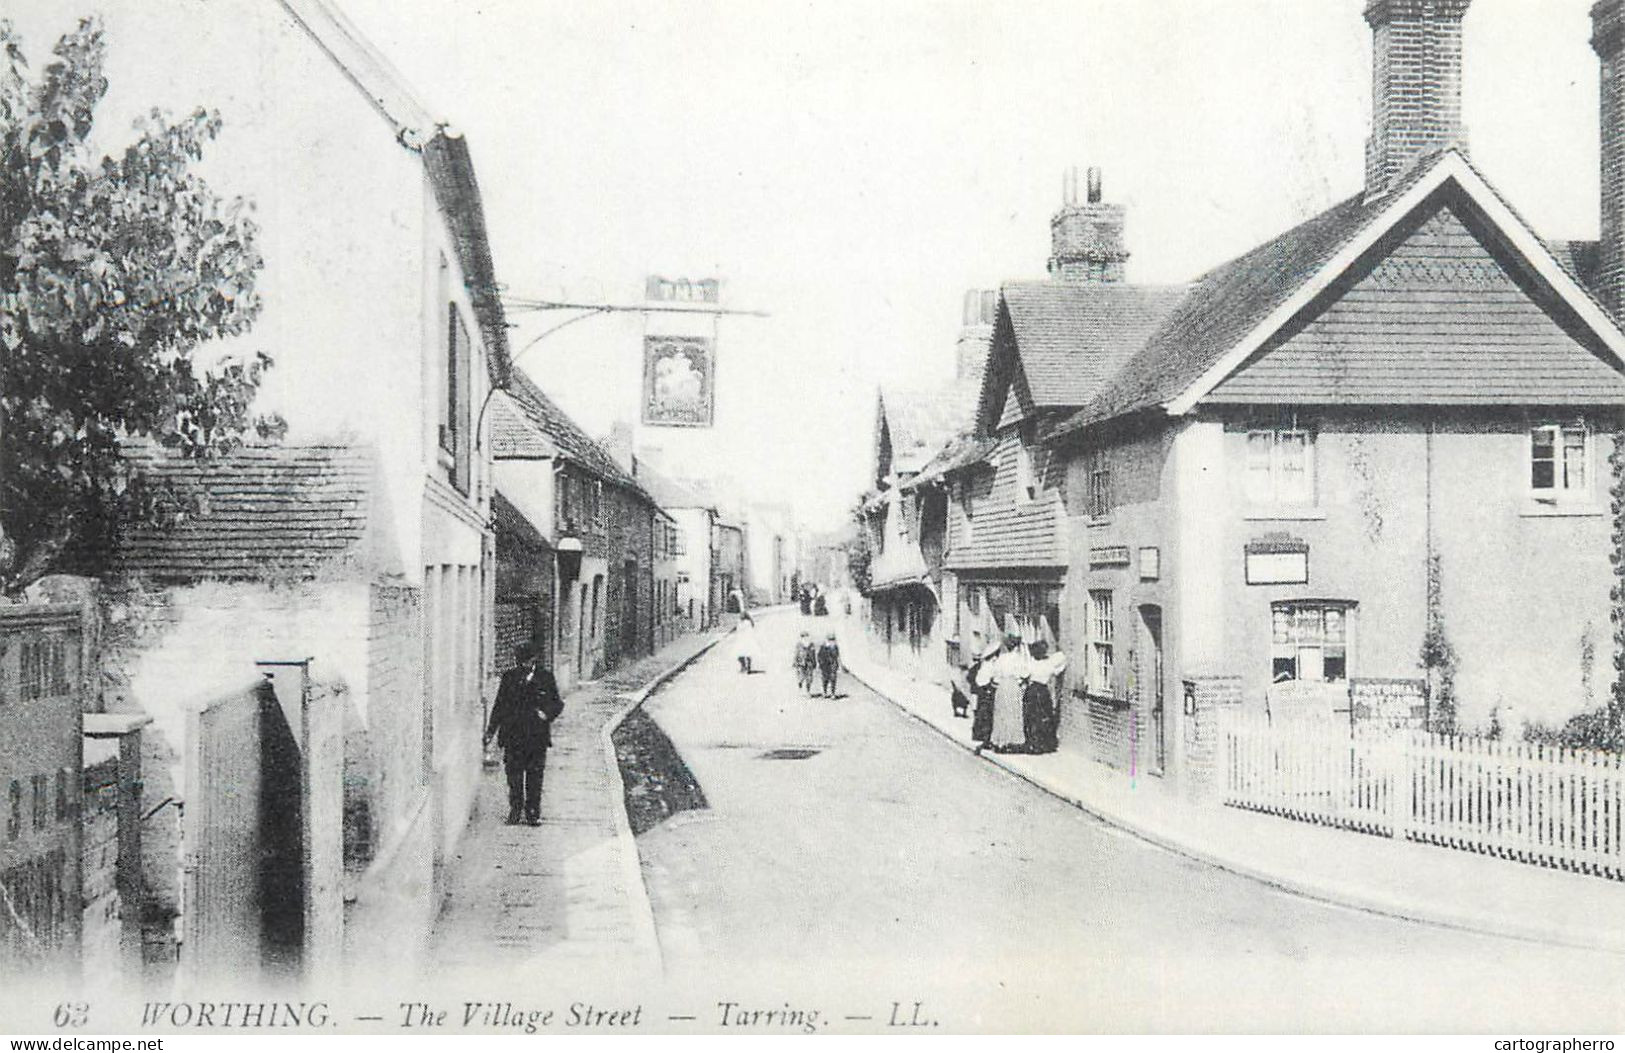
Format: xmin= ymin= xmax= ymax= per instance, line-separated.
xmin=1022 ymin=682 xmax=1058 ymax=754
xmin=971 ymin=687 xmax=995 ymax=743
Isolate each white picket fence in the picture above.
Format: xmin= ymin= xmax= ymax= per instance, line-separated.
xmin=1222 ymin=712 xmax=1625 ymax=880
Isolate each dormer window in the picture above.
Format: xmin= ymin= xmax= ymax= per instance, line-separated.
xmin=1530 ymin=423 xmax=1589 ymax=502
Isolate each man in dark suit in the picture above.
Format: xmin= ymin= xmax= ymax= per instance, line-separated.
xmin=483 ymin=641 xmax=565 ymax=826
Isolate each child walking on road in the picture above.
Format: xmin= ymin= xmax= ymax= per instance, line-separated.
xmin=816 ymin=632 xmax=841 ymax=698
xmin=793 ymin=630 xmax=818 ymax=694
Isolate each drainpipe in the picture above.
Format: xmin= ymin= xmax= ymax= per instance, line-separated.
xmin=1424 ymin=415 xmax=1437 ymax=722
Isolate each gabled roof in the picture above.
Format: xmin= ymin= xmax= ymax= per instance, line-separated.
xmin=112 ymin=442 xmax=373 ymax=582
xmin=500 ymin=371 xmax=656 ymax=507
xmin=977 ymin=281 xmax=1189 ymax=433
xmin=1051 ymin=151 xmax=1625 ymax=439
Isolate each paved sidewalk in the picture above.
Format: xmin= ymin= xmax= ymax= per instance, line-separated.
xmin=429 ymin=628 xmax=726 ymax=983
xmin=836 ymin=620 xmax=1625 ymax=956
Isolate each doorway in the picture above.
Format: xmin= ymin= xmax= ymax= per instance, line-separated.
xmin=1140 ymin=605 xmax=1166 ymax=776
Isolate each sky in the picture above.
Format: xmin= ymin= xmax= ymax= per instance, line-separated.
xmin=9 ymin=0 xmax=1612 ymax=532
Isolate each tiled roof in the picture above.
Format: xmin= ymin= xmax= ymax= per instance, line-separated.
xmin=1001 ymin=281 xmax=1190 ymax=408
xmin=112 ymin=442 xmax=372 ymax=582
xmin=501 ymin=371 xmax=656 ymax=507
xmin=1054 ymin=158 xmax=1447 ymax=437
xmin=879 ymin=384 xmax=973 ymax=478
xmin=881 ymin=386 xmax=967 ymax=455
xmin=1547 ymin=239 xmax=1603 ymax=294
xmin=490 ymin=396 xmax=557 ymax=459
xmin=901 ymin=433 xmax=996 ymax=491
xmin=492 ymin=490 xmax=550 ymax=551
xmin=636 ymin=463 xmax=712 ymax=511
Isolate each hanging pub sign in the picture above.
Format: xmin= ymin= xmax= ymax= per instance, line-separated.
xmin=642 ymin=335 xmax=715 ymax=427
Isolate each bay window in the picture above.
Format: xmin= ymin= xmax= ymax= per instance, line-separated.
xmin=1270 ymin=602 xmax=1350 ymax=684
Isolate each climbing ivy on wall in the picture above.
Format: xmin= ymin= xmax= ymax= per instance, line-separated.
xmin=1608 ymin=414 xmax=1625 ymax=748
xmin=1419 ymin=551 xmax=1458 ymax=735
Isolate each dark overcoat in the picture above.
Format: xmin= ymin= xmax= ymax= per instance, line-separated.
xmin=486 ymin=666 xmax=565 ymax=750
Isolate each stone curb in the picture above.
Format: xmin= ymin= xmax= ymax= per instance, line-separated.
xmin=842 ymin=662 xmax=1625 ymax=959
xmin=599 ymin=630 xmax=731 ymax=979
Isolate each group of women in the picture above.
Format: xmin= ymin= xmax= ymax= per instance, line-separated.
xmin=953 ymin=630 xmax=1068 ymax=755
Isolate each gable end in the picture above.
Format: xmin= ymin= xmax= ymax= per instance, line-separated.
xmin=1207 ymin=192 xmax=1625 ymax=406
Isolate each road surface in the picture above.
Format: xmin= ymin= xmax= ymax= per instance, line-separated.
xmin=636 ymin=612 xmax=1625 ymax=1032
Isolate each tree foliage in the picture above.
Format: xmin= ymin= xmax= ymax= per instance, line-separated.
xmin=845 ymin=499 xmax=874 ymax=596
xmin=0 ymin=16 xmax=280 ymax=595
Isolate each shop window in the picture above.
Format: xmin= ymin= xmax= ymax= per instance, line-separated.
xmin=1530 ymin=423 xmax=1589 ymax=500
xmin=1271 ymin=602 xmax=1351 ymax=683
xmin=1089 ymin=590 xmax=1115 ymax=695
xmin=1245 ymin=421 xmax=1315 ymax=505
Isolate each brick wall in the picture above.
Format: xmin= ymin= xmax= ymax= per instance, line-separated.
xmin=1364 ymin=0 xmax=1471 ymax=194
xmin=353 ymin=584 xmax=422 ymax=873
xmin=1595 ymin=0 xmax=1625 ymax=315
xmin=1072 ymin=693 xmax=1143 ymax=772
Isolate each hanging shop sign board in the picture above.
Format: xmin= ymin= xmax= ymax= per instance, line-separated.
xmin=642 ymin=335 xmax=715 ymax=427
xmin=1138 ymin=547 xmax=1160 ymax=581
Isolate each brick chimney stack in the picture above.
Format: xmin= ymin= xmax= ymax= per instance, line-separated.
xmin=1048 ymin=166 xmax=1129 ymax=284
xmin=1594 ymin=0 xmax=1625 ymax=317
xmin=1363 ymin=0 xmax=1472 ymax=199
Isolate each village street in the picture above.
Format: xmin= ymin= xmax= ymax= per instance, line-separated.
xmin=637 ymin=613 xmax=1625 ymax=1033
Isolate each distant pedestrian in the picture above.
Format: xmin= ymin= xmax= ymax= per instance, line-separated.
xmin=816 ymin=632 xmax=841 ymax=697
xmin=793 ymin=630 xmax=818 ymax=694
xmin=1020 ymin=641 xmax=1068 ymax=755
xmin=975 ymin=630 xmax=1031 ymax=754
xmin=799 ymin=588 xmax=813 ymax=616
xmin=970 ymin=638 xmax=999 ymax=745
xmin=734 ymin=611 xmax=760 ymax=673
xmin=483 ymin=641 xmax=564 ymax=826
xmin=813 ymin=592 xmax=828 ymax=617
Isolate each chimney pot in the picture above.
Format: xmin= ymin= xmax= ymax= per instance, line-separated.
xmin=1048 ymin=166 xmax=1129 ymax=284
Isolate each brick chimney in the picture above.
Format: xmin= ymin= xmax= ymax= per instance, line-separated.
xmin=1594 ymin=0 xmax=1625 ymax=317
xmin=1048 ymin=166 xmax=1128 ymax=284
xmin=1364 ymin=0 xmax=1472 ymax=198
